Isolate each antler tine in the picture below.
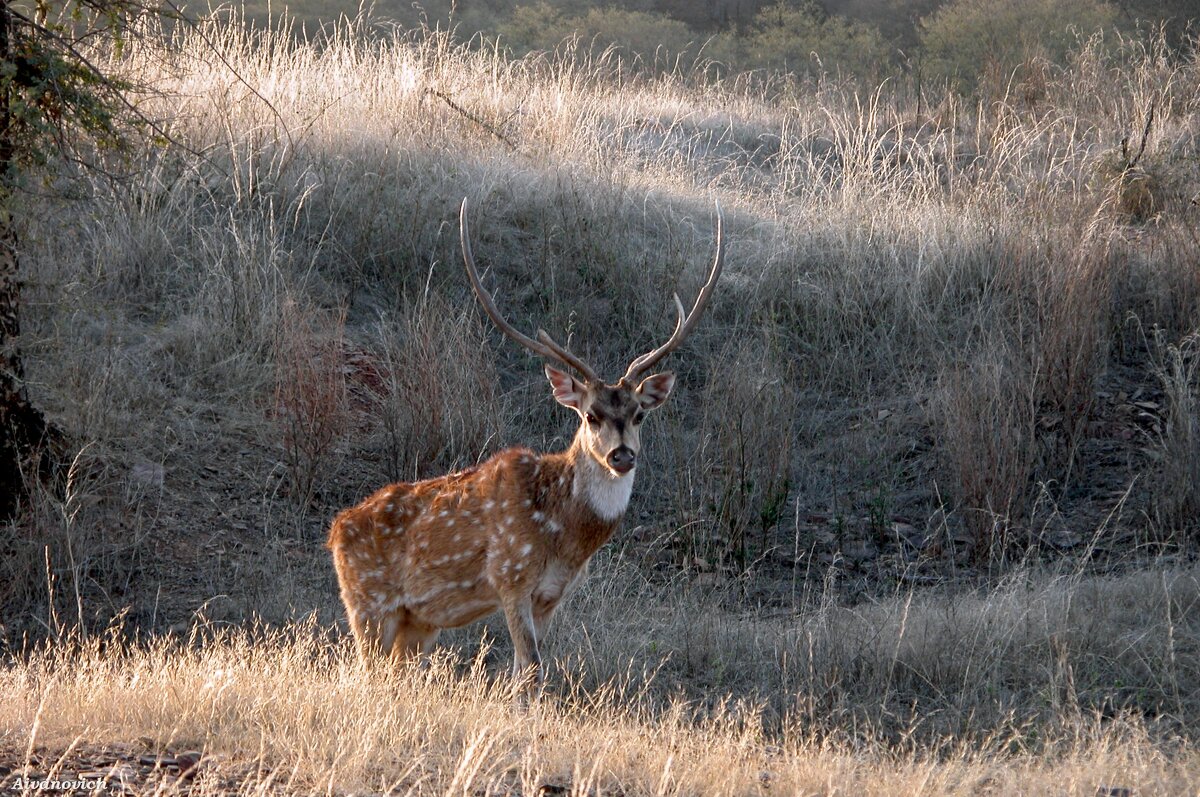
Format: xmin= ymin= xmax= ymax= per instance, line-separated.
xmin=535 ymin=329 xmax=600 ymax=382
xmin=621 ymin=202 xmax=724 ymax=384
xmin=460 ymin=199 xmax=600 ymax=383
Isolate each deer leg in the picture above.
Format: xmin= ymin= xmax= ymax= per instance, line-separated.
xmin=532 ymin=598 xmax=558 ymax=642
xmin=347 ymin=609 xmax=375 ymax=660
xmin=501 ymin=596 xmax=541 ymax=686
xmin=533 ymin=562 xmax=582 ymax=640
xmin=377 ymin=613 xmax=401 ymax=657
xmin=349 ymin=610 xmax=396 ymax=662
xmin=390 ymin=620 xmax=441 ymax=665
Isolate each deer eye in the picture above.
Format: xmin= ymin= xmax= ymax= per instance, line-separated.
xmin=586 ymin=413 xmax=602 ymax=427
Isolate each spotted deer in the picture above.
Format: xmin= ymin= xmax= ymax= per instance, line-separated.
xmin=327 ymin=198 xmax=723 ymax=684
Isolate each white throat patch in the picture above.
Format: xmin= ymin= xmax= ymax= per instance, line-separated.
xmin=573 ymin=457 xmax=635 ymax=521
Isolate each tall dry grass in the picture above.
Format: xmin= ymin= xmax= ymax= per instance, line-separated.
xmin=4 ymin=561 xmax=1200 ymax=794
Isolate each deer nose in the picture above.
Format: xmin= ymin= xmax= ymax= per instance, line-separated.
xmin=607 ymin=446 xmax=635 ymax=474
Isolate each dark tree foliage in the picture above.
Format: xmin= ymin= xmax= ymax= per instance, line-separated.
xmin=1113 ymin=0 xmax=1200 ymax=49
xmin=0 ymin=0 xmax=169 ymax=518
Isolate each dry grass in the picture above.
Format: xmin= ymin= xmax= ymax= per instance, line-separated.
xmin=4 ymin=559 xmax=1200 ymax=795
xmin=5 ymin=10 xmax=1200 ymax=792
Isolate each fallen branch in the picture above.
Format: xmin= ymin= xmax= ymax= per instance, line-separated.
xmin=427 ymin=88 xmax=518 ymax=151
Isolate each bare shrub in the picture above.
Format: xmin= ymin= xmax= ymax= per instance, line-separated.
xmin=676 ymin=337 xmax=796 ymax=571
xmin=936 ymin=348 xmax=1038 ymax=563
xmin=371 ymin=295 xmax=505 ymax=482
xmin=272 ymin=298 xmax=349 ymax=506
xmin=936 ymin=228 xmax=1111 ymax=563
xmin=1030 ymin=230 xmax=1113 ymax=483
xmin=0 ymin=447 xmax=144 ymax=636
xmin=1149 ymin=330 xmax=1200 ymax=540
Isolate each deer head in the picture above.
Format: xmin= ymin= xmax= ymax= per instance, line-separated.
xmin=459 ymin=198 xmax=723 ymax=478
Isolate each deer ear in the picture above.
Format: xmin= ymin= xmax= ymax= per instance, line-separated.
xmin=635 ymin=372 xmax=675 ymax=410
xmin=545 ymin=365 xmax=586 ymax=409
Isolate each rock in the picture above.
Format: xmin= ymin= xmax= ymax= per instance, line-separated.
xmin=176 ymin=751 xmax=203 ymax=776
xmin=1096 ymin=787 xmax=1132 ymax=797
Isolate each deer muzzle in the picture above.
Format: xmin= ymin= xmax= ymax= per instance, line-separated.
xmin=606 ymin=446 xmax=636 ymax=474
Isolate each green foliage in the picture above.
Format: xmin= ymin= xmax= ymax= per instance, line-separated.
xmin=918 ymin=0 xmax=1118 ymax=89
xmin=835 ymin=0 xmax=947 ymax=52
xmin=1 ymin=2 xmax=169 ymax=179
xmin=206 ymin=1 xmax=1200 ymax=89
xmin=722 ymin=1 xmax=892 ymax=77
xmin=494 ymin=2 xmax=568 ymax=52
xmin=498 ymin=4 xmax=697 ymax=62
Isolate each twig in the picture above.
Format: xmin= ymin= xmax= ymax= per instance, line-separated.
xmin=1121 ymin=99 xmax=1156 ymax=171
xmin=427 ymin=88 xmax=517 ymax=151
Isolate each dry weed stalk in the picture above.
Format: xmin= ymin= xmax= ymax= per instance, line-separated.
xmin=1150 ymin=330 xmax=1200 ymax=539
xmin=679 ymin=339 xmax=795 ymax=571
xmin=937 ymin=349 xmax=1039 ymax=562
xmin=372 ymin=296 xmax=502 ymax=482
xmin=272 ymin=297 xmax=350 ymax=506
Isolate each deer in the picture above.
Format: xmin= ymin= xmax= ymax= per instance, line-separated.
xmin=326 ymin=198 xmax=723 ymax=686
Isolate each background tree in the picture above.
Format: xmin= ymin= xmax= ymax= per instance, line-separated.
xmin=918 ymin=0 xmax=1118 ymax=89
xmin=722 ymin=0 xmax=891 ymax=76
xmin=0 ymin=0 xmax=168 ymax=519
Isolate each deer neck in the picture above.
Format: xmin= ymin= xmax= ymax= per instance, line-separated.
xmin=564 ymin=432 xmax=635 ymax=522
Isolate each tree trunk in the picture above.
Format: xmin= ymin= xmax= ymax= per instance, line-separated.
xmin=0 ymin=0 xmax=63 ymax=520
xmin=0 ymin=206 xmax=61 ymax=520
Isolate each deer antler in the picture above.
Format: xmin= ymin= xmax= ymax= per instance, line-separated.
xmin=621 ymin=202 xmax=724 ymax=385
xmin=460 ymin=198 xmax=600 ymax=384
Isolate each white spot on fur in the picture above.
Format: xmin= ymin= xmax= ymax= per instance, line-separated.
xmin=544 ymin=518 xmax=562 ymax=534
xmin=483 ymin=500 xmax=495 ymax=510
xmin=532 ymin=511 xmax=544 ymax=522
xmin=520 ymin=543 xmax=532 ymax=556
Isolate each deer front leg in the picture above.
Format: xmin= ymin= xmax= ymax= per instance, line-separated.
xmin=502 ymin=596 xmax=541 ymax=687
xmin=532 ymin=596 xmax=559 ymax=642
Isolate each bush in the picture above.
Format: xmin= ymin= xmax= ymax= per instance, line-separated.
xmin=495 ymin=2 xmax=570 ymax=53
xmin=724 ymin=1 xmax=892 ymax=78
xmin=918 ymin=0 xmax=1119 ymax=91
xmin=498 ymin=4 xmax=698 ymax=64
